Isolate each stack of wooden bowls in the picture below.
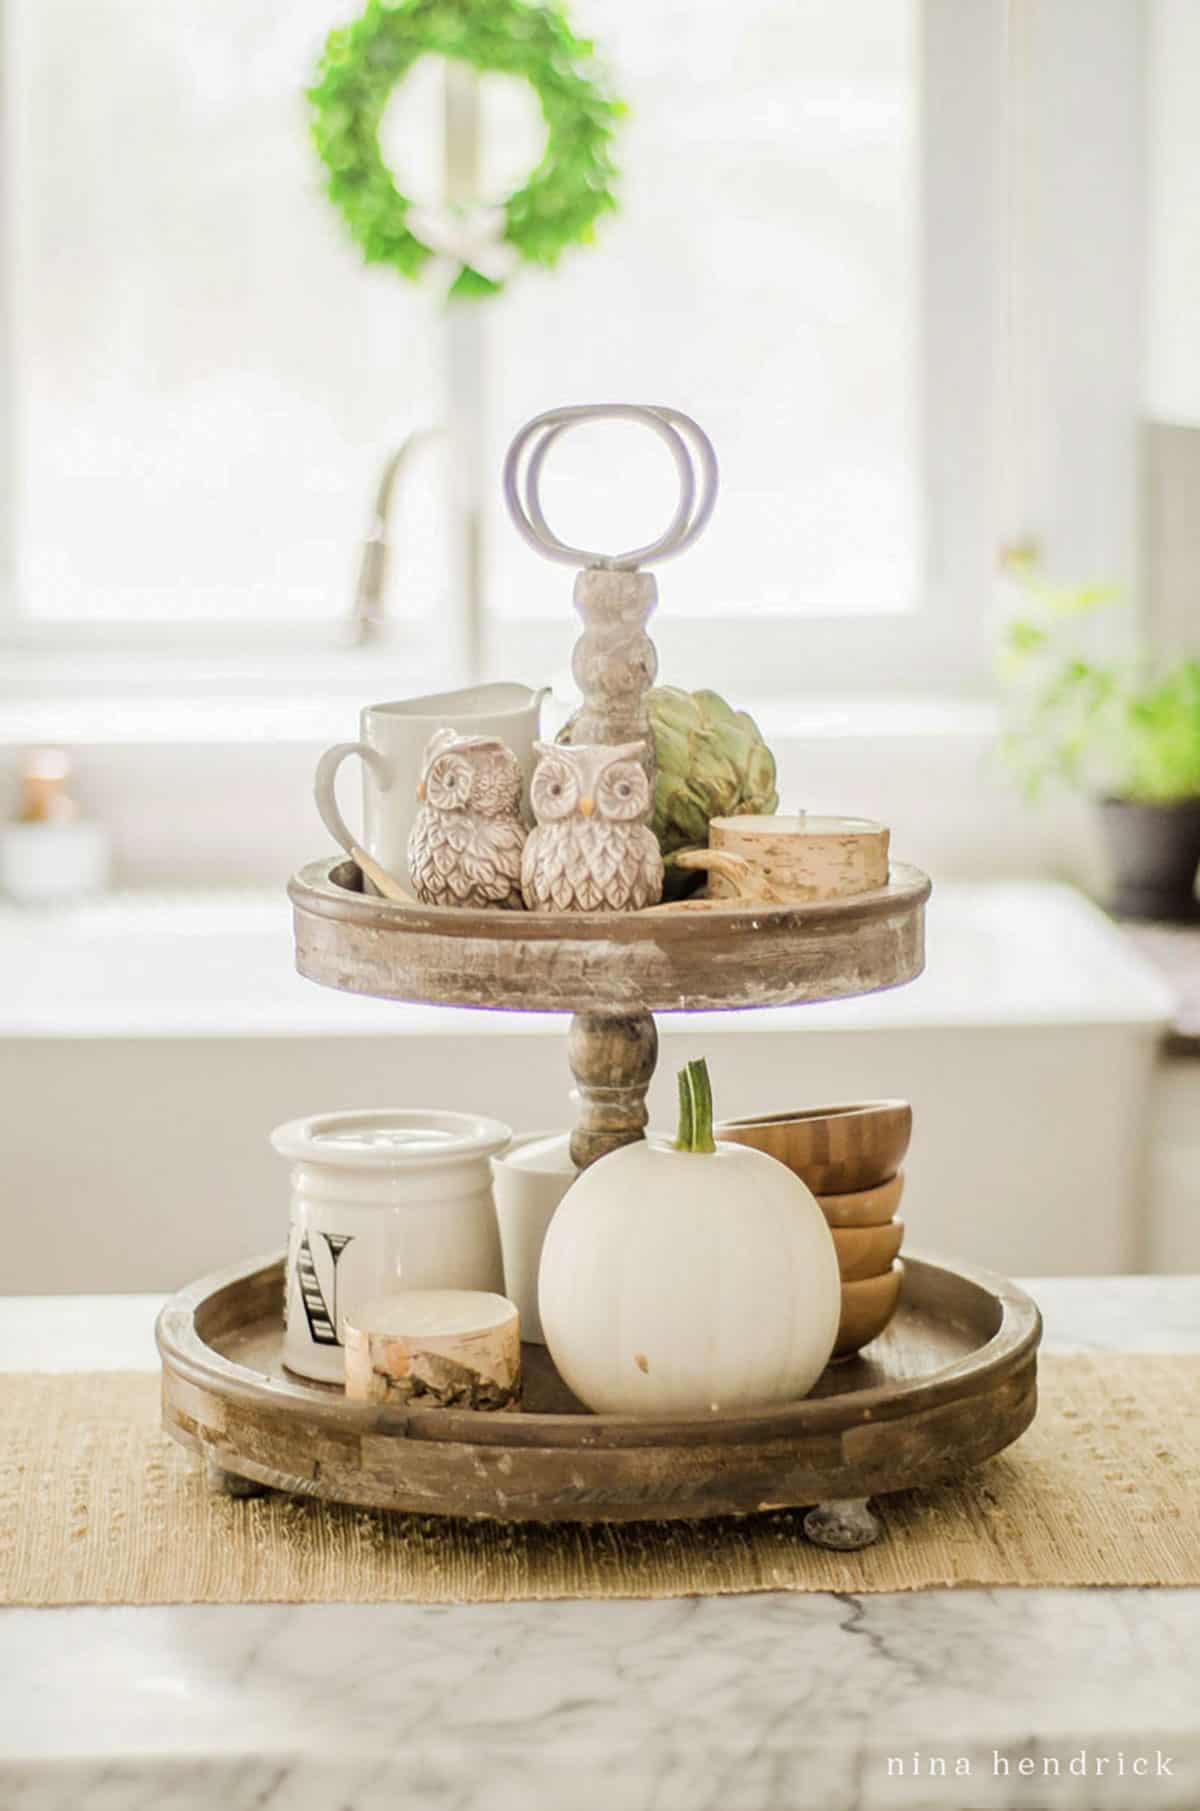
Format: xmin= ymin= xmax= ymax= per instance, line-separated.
xmin=717 ymin=1102 xmax=912 ymax=1359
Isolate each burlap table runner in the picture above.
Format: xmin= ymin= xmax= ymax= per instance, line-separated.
xmin=1 ymin=1354 xmax=1197 ymax=1605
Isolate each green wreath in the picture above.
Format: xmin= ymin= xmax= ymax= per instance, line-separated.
xmin=309 ymin=0 xmax=624 ymax=299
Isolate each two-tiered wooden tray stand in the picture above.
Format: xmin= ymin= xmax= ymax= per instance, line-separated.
xmin=157 ymin=405 xmax=1040 ymax=1550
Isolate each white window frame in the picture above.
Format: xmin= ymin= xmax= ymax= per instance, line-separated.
xmin=0 ymin=0 xmax=1145 ymax=710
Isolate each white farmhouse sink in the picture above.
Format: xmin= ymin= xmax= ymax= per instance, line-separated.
xmin=0 ymin=883 xmax=1170 ymax=1291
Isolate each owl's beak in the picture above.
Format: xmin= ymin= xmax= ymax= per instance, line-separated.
xmin=415 ymin=780 xmax=425 ymax=801
xmin=579 ymin=795 xmax=596 ymax=818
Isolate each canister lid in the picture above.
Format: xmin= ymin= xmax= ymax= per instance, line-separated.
xmin=270 ymin=1109 xmax=511 ymax=1170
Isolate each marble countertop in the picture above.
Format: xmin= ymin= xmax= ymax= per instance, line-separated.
xmin=1 ymin=1277 xmax=1197 ymax=1811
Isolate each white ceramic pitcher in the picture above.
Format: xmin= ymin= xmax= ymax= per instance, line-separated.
xmin=314 ymin=682 xmax=547 ymax=893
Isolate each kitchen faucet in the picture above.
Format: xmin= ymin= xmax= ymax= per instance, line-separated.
xmin=349 ymin=430 xmax=438 ymax=646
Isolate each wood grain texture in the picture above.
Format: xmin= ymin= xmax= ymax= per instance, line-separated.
xmin=835 ymin=1261 xmax=904 ymax=1357
xmin=719 ymin=1102 xmax=913 ymax=1195
xmin=157 ymin=1251 xmax=1040 ymax=1523
xmin=568 ymin=1010 xmax=657 ymax=1168
xmin=816 ymin=1173 xmax=906 ymax=1228
xmin=289 ymin=858 xmax=929 ymax=1014
xmin=831 ymin=1219 xmax=905 ymax=1282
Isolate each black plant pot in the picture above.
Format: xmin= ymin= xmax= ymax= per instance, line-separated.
xmin=1097 ymin=795 xmax=1200 ymax=921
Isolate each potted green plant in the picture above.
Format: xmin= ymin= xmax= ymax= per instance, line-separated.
xmin=998 ymin=551 xmax=1200 ymax=921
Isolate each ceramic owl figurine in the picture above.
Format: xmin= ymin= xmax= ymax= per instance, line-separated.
xmin=408 ymin=729 xmax=526 ymax=909
xmin=522 ymin=740 xmax=664 ymax=912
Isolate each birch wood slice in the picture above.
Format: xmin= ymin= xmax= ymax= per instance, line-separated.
xmin=708 ymin=815 xmax=890 ymax=902
xmin=344 ymin=1291 xmax=521 ymax=1411
xmin=157 ymin=1251 xmax=1040 ymax=1524
xmin=289 ymin=857 xmax=929 ymax=1014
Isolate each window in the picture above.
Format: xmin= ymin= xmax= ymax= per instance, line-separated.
xmin=2 ymin=0 xmax=446 ymax=634
xmin=0 ymin=1 xmax=1014 ymax=694
xmin=488 ymin=0 xmax=919 ymax=625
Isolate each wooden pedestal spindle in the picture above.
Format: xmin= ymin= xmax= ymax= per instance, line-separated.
xmin=503 ymin=402 xmax=717 ymax=800
xmin=568 ymin=1010 xmax=658 ymax=1169
xmin=503 ymin=407 xmax=717 ymax=1173
xmin=569 ymin=566 xmax=659 ymax=757
xmin=503 ymin=407 xmax=717 ymax=1169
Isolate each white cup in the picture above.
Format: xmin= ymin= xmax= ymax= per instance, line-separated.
xmin=272 ymin=1108 xmax=512 ymax=1384
xmin=490 ymin=1131 xmax=578 ymax=1345
xmin=314 ymin=683 xmax=547 ymax=894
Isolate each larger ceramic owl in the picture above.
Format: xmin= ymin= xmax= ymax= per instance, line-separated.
xmin=408 ymin=729 xmax=526 ymax=909
xmin=522 ymin=741 xmax=664 ymax=912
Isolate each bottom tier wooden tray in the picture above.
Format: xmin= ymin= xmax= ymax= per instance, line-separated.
xmin=157 ymin=1252 xmax=1040 ymax=1549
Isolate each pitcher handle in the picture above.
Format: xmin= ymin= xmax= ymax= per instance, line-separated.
xmin=314 ymin=744 xmax=416 ymax=905
xmin=314 ymin=741 xmax=390 ymax=855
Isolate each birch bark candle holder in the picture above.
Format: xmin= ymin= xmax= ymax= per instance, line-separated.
xmin=705 ymin=814 xmax=890 ymax=903
xmin=343 ymin=1290 xmax=521 ymax=1410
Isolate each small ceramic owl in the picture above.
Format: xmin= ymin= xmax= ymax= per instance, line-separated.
xmin=522 ymin=740 xmax=664 ymax=913
xmin=408 ymin=729 xmax=526 ymax=910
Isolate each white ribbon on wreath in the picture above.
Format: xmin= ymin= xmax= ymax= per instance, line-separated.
xmin=405 ymin=204 xmax=520 ymax=286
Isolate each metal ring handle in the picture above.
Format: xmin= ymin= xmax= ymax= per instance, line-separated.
xmin=523 ymin=418 xmax=695 ymax=570
xmin=502 ymin=403 xmax=719 ymax=569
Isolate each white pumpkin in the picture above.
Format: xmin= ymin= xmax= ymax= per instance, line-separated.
xmin=538 ymin=1061 xmax=841 ymax=1415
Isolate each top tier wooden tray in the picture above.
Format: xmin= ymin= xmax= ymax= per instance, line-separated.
xmin=290 ymin=856 xmax=930 ymax=1016
xmin=290 ymin=855 xmax=930 ymax=1167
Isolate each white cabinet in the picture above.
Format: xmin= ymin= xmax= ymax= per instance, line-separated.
xmin=1149 ymin=1061 xmax=1200 ymax=1271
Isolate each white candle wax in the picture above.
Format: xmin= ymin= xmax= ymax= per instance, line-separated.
xmin=710 ymin=814 xmax=885 ymax=837
xmin=348 ymin=1290 xmax=516 ymax=1339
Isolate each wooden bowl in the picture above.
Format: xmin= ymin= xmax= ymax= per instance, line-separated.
xmin=817 ymin=1172 xmax=905 ymax=1229
xmin=718 ymin=1101 xmax=912 ymax=1195
xmin=831 ymin=1219 xmax=904 ymax=1282
xmin=834 ymin=1261 xmax=905 ymax=1358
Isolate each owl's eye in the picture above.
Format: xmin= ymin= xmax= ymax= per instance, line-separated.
xmin=431 ymin=759 xmax=471 ymax=800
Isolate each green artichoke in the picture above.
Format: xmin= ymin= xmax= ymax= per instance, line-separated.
xmin=559 ymin=687 xmax=779 ymax=897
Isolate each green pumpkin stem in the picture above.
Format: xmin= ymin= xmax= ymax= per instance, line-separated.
xmin=674 ymin=1058 xmax=717 ymax=1154
xmin=675 ymin=1067 xmax=694 ymax=1149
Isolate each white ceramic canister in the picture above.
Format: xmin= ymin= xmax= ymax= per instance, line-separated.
xmin=489 ymin=1131 xmax=578 ymax=1345
xmin=272 ymin=1109 xmax=511 ymax=1384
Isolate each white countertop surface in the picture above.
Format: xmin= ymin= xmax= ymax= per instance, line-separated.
xmin=0 ymin=1277 xmax=1197 ymax=1811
